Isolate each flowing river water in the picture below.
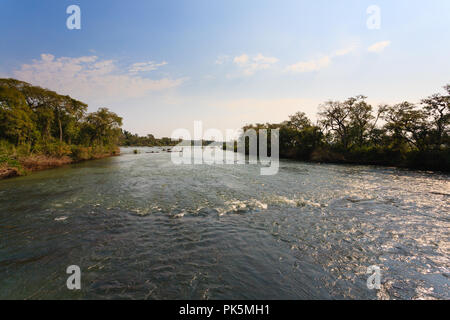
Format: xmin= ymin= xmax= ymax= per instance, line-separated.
xmin=0 ymin=147 xmax=449 ymax=299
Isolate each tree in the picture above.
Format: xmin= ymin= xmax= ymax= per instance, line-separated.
xmin=382 ymin=102 xmax=428 ymax=150
xmin=347 ymin=95 xmax=374 ymax=147
xmin=286 ymin=112 xmax=312 ymax=131
xmin=84 ymin=108 xmax=123 ymax=146
xmin=57 ymin=96 xmax=88 ymax=144
xmin=319 ymin=96 xmax=385 ymax=149
xmin=421 ymin=84 xmax=449 ymax=148
xmin=0 ymin=86 xmax=35 ymax=144
xmin=318 ymin=100 xmax=352 ymax=149
xmin=0 ymin=79 xmax=56 ymax=142
xmin=0 ymin=78 xmax=127 ymax=161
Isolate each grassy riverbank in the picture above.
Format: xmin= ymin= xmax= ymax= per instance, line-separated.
xmin=0 ymin=142 xmax=120 ymax=179
xmin=0 ymin=79 xmax=124 ymax=179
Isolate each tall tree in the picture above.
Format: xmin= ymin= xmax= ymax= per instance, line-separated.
xmin=347 ymin=95 xmax=374 ymax=147
xmin=84 ymin=108 xmax=123 ymax=145
xmin=287 ymin=112 xmax=312 ymax=131
xmin=421 ymin=84 xmax=449 ymax=148
xmin=318 ymin=100 xmax=352 ymax=148
xmin=57 ymin=96 xmax=88 ymax=143
xmin=0 ymin=86 xmax=35 ymax=144
xmin=382 ymin=102 xmax=428 ymax=150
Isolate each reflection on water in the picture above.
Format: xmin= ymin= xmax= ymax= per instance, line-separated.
xmin=0 ymin=147 xmax=449 ymax=299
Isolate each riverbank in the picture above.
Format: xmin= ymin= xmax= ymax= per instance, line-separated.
xmin=0 ymin=147 xmax=120 ymax=180
xmin=229 ymin=143 xmax=449 ymax=172
xmin=307 ymin=147 xmax=450 ymax=172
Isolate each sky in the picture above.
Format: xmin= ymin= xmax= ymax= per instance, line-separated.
xmin=1 ymin=0 xmax=449 ymax=137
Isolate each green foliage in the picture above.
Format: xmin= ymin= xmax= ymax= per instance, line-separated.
xmin=33 ymin=141 xmax=72 ymax=157
xmin=0 ymin=155 xmax=21 ymax=168
xmin=0 ymin=141 xmax=25 ymax=175
xmin=0 ymin=79 xmax=120 ymax=147
xmin=119 ymin=130 xmax=179 ymax=146
xmin=83 ymin=107 xmax=122 ymax=146
xmin=239 ymin=84 xmax=449 ymax=171
xmin=318 ymin=95 xmax=377 ymax=149
xmin=0 ymin=139 xmax=16 ymax=155
xmin=286 ymin=112 xmax=312 ymax=131
xmin=0 ymin=78 xmax=123 ymax=161
xmin=70 ymin=144 xmax=119 ymax=161
xmin=70 ymin=145 xmax=92 ymax=161
xmin=0 ymin=86 xmax=35 ymax=144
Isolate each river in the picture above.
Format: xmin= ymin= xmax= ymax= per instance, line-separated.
xmin=0 ymin=147 xmax=449 ymax=299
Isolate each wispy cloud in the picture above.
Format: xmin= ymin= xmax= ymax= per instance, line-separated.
xmin=232 ymin=53 xmax=279 ymax=76
xmin=286 ymin=45 xmax=356 ymax=73
xmin=333 ymin=45 xmax=357 ymax=56
xmin=12 ymin=54 xmax=186 ymax=104
xmin=253 ymin=53 xmax=279 ymax=64
xmin=233 ymin=54 xmax=250 ymax=65
xmin=215 ymin=55 xmax=230 ymax=65
xmin=367 ymin=41 xmax=391 ymax=53
xmin=128 ymin=61 xmax=168 ymax=74
xmin=286 ymin=56 xmax=332 ymax=73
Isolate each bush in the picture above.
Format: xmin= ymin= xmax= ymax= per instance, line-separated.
xmin=71 ymin=145 xmax=92 ymax=161
xmin=15 ymin=143 xmax=32 ymax=157
xmin=71 ymin=144 xmax=119 ymax=161
xmin=0 ymin=155 xmax=20 ymax=168
xmin=0 ymin=140 xmax=16 ymax=156
xmin=33 ymin=141 xmax=72 ymax=157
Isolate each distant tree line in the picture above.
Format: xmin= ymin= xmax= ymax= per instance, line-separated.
xmin=119 ymin=130 xmax=178 ymax=147
xmin=239 ymin=84 xmax=449 ymax=171
xmin=0 ymin=78 xmax=123 ymax=160
xmin=119 ymin=132 xmax=218 ymax=147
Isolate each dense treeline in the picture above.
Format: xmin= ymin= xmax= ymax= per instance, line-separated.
xmin=119 ymin=130 xmax=178 ymax=147
xmin=119 ymin=131 xmax=214 ymax=147
xmin=0 ymin=78 xmax=123 ymax=175
xmin=240 ymin=84 xmax=449 ymax=171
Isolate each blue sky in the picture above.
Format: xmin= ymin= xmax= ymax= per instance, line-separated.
xmin=1 ymin=0 xmax=449 ymax=137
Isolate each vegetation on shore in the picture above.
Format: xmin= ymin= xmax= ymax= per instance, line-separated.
xmin=1 ymin=77 xmax=448 ymax=178
xmin=0 ymin=78 xmax=122 ymax=178
xmin=238 ymin=84 xmax=449 ymax=171
xmin=119 ymin=130 xmax=178 ymax=147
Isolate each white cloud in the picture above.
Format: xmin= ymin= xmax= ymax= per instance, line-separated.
xmin=128 ymin=61 xmax=168 ymax=74
xmin=12 ymin=54 xmax=186 ymax=104
xmin=286 ymin=45 xmax=356 ymax=73
xmin=215 ymin=55 xmax=230 ymax=65
xmin=253 ymin=53 xmax=279 ymax=64
xmin=286 ymin=56 xmax=331 ymax=73
xmin=233 ymin=54 xmax=250 ymax=65
xmin=334 ymin=45 xmax=357 ymax=56
xmin=232 ymin=53 xmax=279 ymax=76
xmin=368 ymin=41 xmax=391 ymax=53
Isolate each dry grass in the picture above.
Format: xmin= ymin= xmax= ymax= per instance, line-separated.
xmin=19 ymin=155 xmax=73 ymax=171
xmin=0 ymin=164 xmax=19 ymax=179
xmin=0 ymin=148 xmax=120 ymax=180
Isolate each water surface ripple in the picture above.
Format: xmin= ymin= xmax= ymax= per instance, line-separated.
xmin=0 ymin=147 xmax=449 ymax=299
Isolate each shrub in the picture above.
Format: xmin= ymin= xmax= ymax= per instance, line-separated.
xmin=33 ymin=141 xmax=72 ymax=157
xmin=71 ymin=145 xmax=92 ymax=161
